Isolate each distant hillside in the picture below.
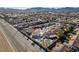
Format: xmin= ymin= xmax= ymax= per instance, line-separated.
xmin=0 ymin=8 xmax=23 ymax=13
xmin=0 ymin=7 xmax=79 ymax=13
xmin=27 ymin=7 xmax=79 ymax=12
xmin=57 ymin=7 xmax=79 ymax=12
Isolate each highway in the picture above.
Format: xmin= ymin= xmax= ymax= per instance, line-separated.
xmin=0 ymin=19 xmax=43 ymax=52
xmin=0 ymin=30 xmax=13 ymax=51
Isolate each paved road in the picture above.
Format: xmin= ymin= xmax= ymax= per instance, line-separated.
xmin=0 ymin=19 xmax=42 ymax=52
xmin=0 ymin=30 xmax=13 ymax=51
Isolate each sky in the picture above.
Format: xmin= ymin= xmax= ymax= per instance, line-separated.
xmin=0 ymin=0 xmax=79 ymax=8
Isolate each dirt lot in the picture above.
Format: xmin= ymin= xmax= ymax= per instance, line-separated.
xmin=0 ymin=31 xmax=13 ymax=52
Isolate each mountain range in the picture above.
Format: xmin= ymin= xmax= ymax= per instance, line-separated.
xmin=0 ymin=7 xmax=79 ymax=13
